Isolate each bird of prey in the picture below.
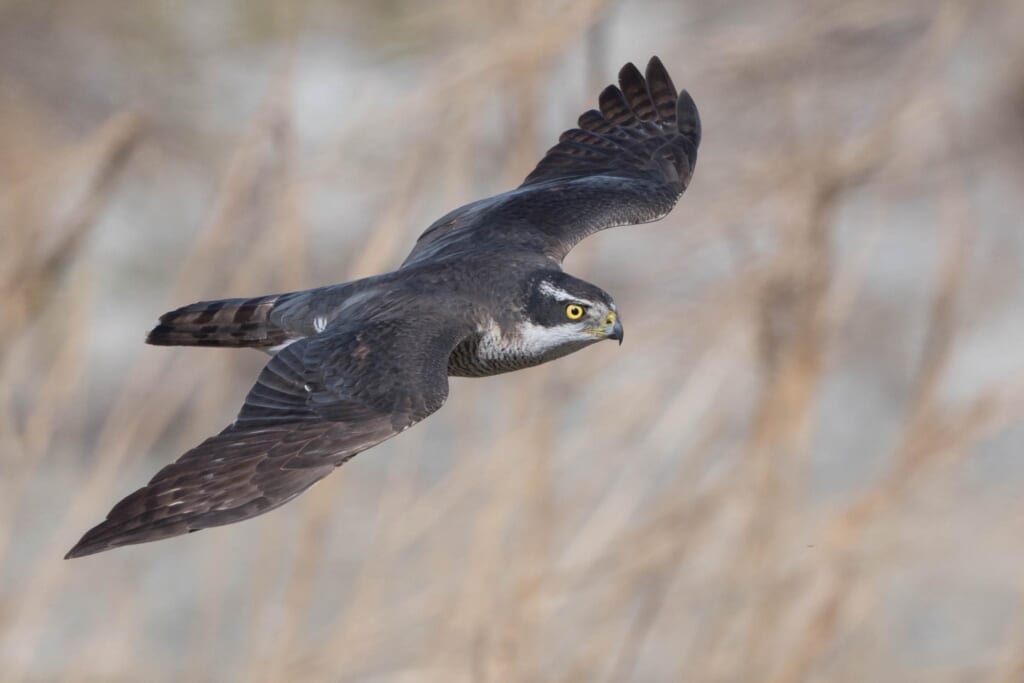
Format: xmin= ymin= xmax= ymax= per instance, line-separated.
xmin=66 ymin=56 xmax=700 ymax=558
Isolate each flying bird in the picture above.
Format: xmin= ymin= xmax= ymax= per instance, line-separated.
xmin=66 ymin=56 xmax=701 ymax=558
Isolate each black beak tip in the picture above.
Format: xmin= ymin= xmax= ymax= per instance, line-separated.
xmin=609 ymin=321 xmax=624 ymax=345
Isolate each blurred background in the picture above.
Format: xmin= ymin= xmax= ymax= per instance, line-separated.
xmin=2 ymin=0 xmax=1024 ymax=680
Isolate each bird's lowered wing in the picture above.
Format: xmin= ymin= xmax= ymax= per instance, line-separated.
xmin=67 ymin=314 xmax=470 ymax=558
xmin=403 ymin=56 xmax=700 ymax=266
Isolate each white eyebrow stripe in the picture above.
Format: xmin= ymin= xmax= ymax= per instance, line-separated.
xmin=539 ymin=281 xmax=595 ymax=306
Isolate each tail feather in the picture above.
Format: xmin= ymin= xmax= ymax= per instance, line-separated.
xmin=146 ymin=294 xmax=296 ymax=348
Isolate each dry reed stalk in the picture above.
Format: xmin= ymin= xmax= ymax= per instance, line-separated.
xmin=3 ymin=1 xmax=1024 ymax=681
xmin=0 ymin=69 xmax=310 ymax=680
xmin=0 ymin=112 xmax=140 ymax=352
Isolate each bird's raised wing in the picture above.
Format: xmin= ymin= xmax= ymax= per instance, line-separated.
xmin=67 ymin=314 xmax=470 ymax=558
xmin=403 ymin=56 xmax=700 ymax=266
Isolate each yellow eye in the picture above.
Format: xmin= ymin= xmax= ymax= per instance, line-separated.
xmin=565 ymin=304 xmax=586 ymax=320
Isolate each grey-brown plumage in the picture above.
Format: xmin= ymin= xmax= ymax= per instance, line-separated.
xmin=66 ymin=56 xmax=701 ymax=558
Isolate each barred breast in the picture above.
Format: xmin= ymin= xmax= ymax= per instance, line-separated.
xmin=446 ymin=320 xmax=593 ymax=378
xmin=447 ymin=335 xmax=546 ymax=377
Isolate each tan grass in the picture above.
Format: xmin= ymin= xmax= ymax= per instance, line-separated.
xmin=2 ymin=0 xmax=1023 ymax=681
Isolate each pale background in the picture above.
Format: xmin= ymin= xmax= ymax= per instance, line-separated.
xmin=2 ymin=0 xmax=1024 ymax=681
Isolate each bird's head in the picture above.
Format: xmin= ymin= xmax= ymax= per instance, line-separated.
xmin=518 ymin=271 xmax=623 ymax=353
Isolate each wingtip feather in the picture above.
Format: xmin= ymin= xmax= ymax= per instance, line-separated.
xmin=617 ymin=62 xmax=657 ymax=121
xmin=676 ymin=89 xmax=702 ymax=147
xmin=617 ymin=61 xmax=642 ymax=83
xmin=598 ymin=84 xmax=633 ymax=125
xmin=65 ymin=516 xmax=128 ymax=559
xmin=644 ymin=56 xmax=678 ymax=122
xmin=65 ymin=531 xmax=107 ymax=559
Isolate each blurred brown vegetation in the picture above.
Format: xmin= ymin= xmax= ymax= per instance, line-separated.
xmin=2 ymin=0 xmax=1024 ymax=681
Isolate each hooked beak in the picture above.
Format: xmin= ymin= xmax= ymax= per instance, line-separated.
xmin=606 ymin=316 xmax=624 ymax=345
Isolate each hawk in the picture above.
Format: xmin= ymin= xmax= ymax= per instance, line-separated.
xmin=66 ymin=56 xmax=701 ymax=558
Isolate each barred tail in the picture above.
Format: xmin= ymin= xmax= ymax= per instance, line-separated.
xmin=146 ymin=294 xmax=296 ymax=349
